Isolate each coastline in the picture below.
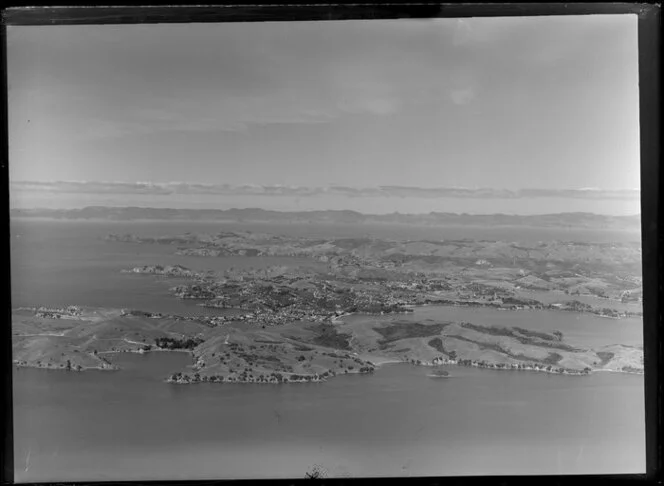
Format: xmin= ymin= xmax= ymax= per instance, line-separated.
xmin=97 ymin=348 xmax=194 ymax=355
xmin=12 ymin=307 xmax=643 ymax=381
xmin=365 ymin=357 xmax=404 ymax=366
xmin=592 ymin=368 xmax=645 ymax=375
xmin=14 ymin=355 xmax=642 ymax=382
xmin=13 ymin=361 xmax=119 ymax=372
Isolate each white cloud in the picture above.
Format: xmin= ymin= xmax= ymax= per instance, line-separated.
xmin=10 ymin=180 xmax=641 ymax=201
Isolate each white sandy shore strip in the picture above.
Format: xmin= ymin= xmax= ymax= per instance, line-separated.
xmin=358 ymin=355 xmax=404 ymax=367
xmin=330 ymin=312 xmax=354 ymax=323
xmin=97 ymin=348 xmax=192 ymax=355
xmin=13 ymin=332 xmax=68 ymax=337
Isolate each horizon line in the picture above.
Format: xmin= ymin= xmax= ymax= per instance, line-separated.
xmin=10 ymin=180 xmax=642 ymax=201
xmin=10 ymin=205 xmax=642 ymax=219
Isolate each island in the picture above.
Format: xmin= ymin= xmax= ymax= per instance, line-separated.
xmin=12 ymin=226 xmax=643 ymax=382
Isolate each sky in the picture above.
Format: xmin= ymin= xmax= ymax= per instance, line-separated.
xmin=7 ymin=15 xmax=641 ymax=214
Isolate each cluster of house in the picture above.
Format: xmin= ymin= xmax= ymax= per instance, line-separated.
xmin=34 ymin=305 xmax=83 ymax=319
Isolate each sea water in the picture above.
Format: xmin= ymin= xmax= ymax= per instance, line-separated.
xmin=13 ymin=353 xmax=645 ymax=481
xmin=11 ymin=219 xmax=646 ymax=480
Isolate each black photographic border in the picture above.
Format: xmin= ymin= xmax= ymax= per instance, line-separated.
xmin=1 ymin=3 xmax=660 ymax=485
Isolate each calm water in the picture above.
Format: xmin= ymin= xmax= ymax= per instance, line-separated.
xmin=10 ymin=220 xmax=321 ymax=315
xmin=11 ymin=220 xmax=646 ymax=479
xmin=11 ymin=217 xmax=641 ymax=243
xmin=14 ymin=353 xmax=645 ymax=481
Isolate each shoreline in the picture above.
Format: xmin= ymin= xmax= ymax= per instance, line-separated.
xmin=592 ymin=368 xmax=645 ymax=375
xmin=164 ymin=360 xmax=635 ymax=386
xmin=13 ymin=361 xmax=119 ymax=372
xmin=369 ymin=359 xmax=595 ymax=377
xmin=13 ymin=353 xmax=643 ymax=380
xmin=331 ymin=301 xmax=642 ymax=323
xmin=13 ymin=303 xmax=644 ymax=380
xmin=97 ymin=348 xmax=194 ymax=355
xmin=12 ymin=303 xmax=644 ymax=379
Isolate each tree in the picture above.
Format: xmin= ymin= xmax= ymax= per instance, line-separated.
xmin=305 ymin=465 xmax=325 ymax=479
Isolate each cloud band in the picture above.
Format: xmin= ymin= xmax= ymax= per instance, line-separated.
xmin=10 ymin=181 xmax=641 ymax=201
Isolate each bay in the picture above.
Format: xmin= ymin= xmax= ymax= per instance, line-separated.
xmin=13 ymin=352 xmax=645 ymax=481
xmin=11 ymin=219 xmax=646 ymax=480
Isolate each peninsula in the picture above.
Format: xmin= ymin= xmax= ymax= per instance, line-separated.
xmin=12 ymin=226 xmax=643 ymax=383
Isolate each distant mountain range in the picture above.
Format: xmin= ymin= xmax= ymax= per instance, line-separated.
xmin=11 ymin=181 xmax=641 ymax=200
xmin=10 ymin=206 xmax=641 ymax=231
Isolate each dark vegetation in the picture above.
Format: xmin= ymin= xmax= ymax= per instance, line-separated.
xmin=513 ymin=327 xmax=562 ymax=342
xmin=123 ymin=309 xmax=163 ymax=318
xmin=308 ymin=324 xmax=352 ymax=350
xmin=427 ymin=337 xmax=457 ymax=359
xmin=373 ymin=321 xmax=450 ymax=348
xmin=448 ymin=334 xmax=548 ymax=364
xmin=596 ymin=351 xmax=615 ymax=366
xmin=461 ymin=323 xmax=579 ymax=352
xmin=154 ymin=337 xmax=204 ymax=350
xmin=542 ymin=352 xmax=564 ymax=365
xmin=448 ymin=334 xmax=508 ymax=355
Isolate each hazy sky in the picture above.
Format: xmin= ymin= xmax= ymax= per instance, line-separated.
xmin=7 ymin=15 xmax=641 ymax=213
